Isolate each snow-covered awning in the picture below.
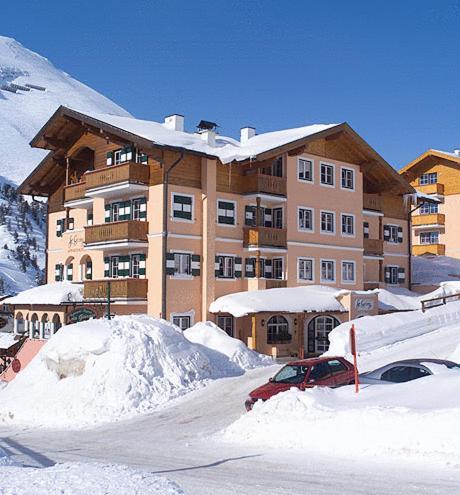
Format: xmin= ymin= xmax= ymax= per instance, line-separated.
xmin=0 ymin=332 xmax=18 ymax=350
xmin=209 ymin=286 xmax=347 ymax=318
xmin=5 ymin=282 xmax=83 ymax=306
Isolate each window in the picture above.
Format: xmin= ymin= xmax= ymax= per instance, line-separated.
xmin=85 ymin=260 xmax=93 ymax=280
xmin=298 ymin=158 xmax=313 ymax=182
xmin=113 ymin=146 xmax=134 ymax=165
xmin=420 ymin=231 xmax=439 ymax=244
xmin=217 ymin=200 xmax=236 ymax=226
xmin=272 ymin=156 xmax=283 ymax=177
xmin=111 ymin=257 xmax=120 ymax=278
xmin=272 ymin=258 xmax=283 ymax=280
xmin=174 ymin=253 xmax=191 ymax=276
xmin=131 ymin=254 xmax=146 ymax=278
xmin=67 ymin=217 xmax=75 ymax=231
xmin=166 ymin=253 xmax=200 ymax=277
xmin=273 ymin=208 xmax=283 ymax=229
xmin=66 ymin=264 xmax=73 ymax=281
xmin=419 ymin=173 xmax=437 ymax=185
xmin=298 ymin=207 xmax=314 ymax=231
xmin=385 ymin=266 xmax=405 ymax=285
xmin=342 ymin=261 xmax=355 ymax=283
xmin=267 ymin=315 xmax=291 ymax=344
xmin=320 ymin=163 xmax=334 ymax=186
xmin=298 ymin=258 xmax=313 ymax=282
xmin=217 ymin=256 xmax=235 ymax=278
xmin=307 ymin=316 xmax=340 ymax=353
xmin=363 ymin=221 xmax=370 ymax=239
xmin=136 ymin=152 xmax=148 ymax=165
xmin=341 ymin=214 xmax=354 ymax=236
xmin=381 ymin=366 xmax=429 ymax=383
xmin=341 ymin=168 xmax=355 ymax=190
xmin=87 ymin=212 xmax=93 ymax=226
xmin=420 ymin=202 xmax=438 ymax=215
xmin=172 ymin=193 xmax=193 ymax=221
xmin=56 ymin=218 xmax=65 ymax=237
xmin=217 ymin=316 xmax=234 ymax=337
xmin=308 ymin=362 xmax=331 ymax=382
xmin=321 ymin=260 xmax=335 ymax=282
xmin=132 ymin=198 xmax=147 ymax=220
xmin=384 ymin=224 xmax=402 ymax=243
xmin=272 ymin=365 xmax=308 ymax=384
xmin=321 ymin=211 xmax=335 ymax=234
xmin=328 ymin=359 xmax=347 ymax=375
xmin=112 ymin=203 xmax=120 ymax=222
xmin=172 ymin=315 xmax=191 ymax=331
xmin=55 ymin=264 xmax=64 ymax=282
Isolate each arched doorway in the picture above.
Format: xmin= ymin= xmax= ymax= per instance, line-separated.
xmin=30 ymin=313 xmax=39 ymax=339
xmin=267 ymin=315 xmax=291 ymax=344
xmin=52 ymin=314 xmax=62 ymax=333
xmin=306 ymin=316 xmax=340 ymax=354
xmin=79 ymin=255 xmax=93 ymax=281
xmin=41 ymin=313 xmax=50 ymax=339
xmin=14 ymin=312 xmax=25 ymax=335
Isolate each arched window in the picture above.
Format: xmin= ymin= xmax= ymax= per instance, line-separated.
xmin=267 ymin=315 xmax=291 ymax=344
xmin=52 ymin=314 xmax=62 ymax=333
xmin=79 ymin=255 xmax=93 ymax=281
xmin=15 ymin=312 xmax=25 ymax=334
xmin=30 ymin=313 xmax=39 ymax=338
xmin=64 ymin=256 xmax=74 ymax=282
xmin=307 ymin=316 xmax=340 ymax=354
xmin=41 ymin=313 xmax=50 ymax=339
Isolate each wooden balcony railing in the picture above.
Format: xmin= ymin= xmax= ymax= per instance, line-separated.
xmin=85 ymin=162 xmax=150 ymax=190
xmin=266 ymin=279 xmax=287 ymax=289
xmin=243 ymin=226 xmax=287 ymax=248
xmin=85 ymin=220 xmax=148 ymax=245
xmin=243 ymin=174 xmax=287 ymax=197
xmin=412 ymin=244 xmax=446 ymax=256
xmin=84 ymin=278 xmax=148 ymax=300
xmin=363 ymin=193 xmax=383 ymax=211
xmin=417 ymin=183 xmax=444 ymax=195
xmin=363 ymin=238 xmax=384 ymax=256
xmin=412 ymin=213 xmax=445 ymax=226
xmin=64 ymin=181 xmax=87 ymax=203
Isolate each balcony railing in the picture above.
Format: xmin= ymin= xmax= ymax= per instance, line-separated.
xmin=84 ymin=278 xmax=148 ymax=300
xmin=363 ymin=193 xmax=383 ymax=211
xmin=64 ymin=181 xmax=87 ymax=203
xmin=85 ymin=220 xmax=148 ymax=245
xmin=243 ymin=226 xmax=287 ymax=248
xmin=413 ymin=244 xmax=445 ymax=256
xmin=243 ymin=174 xmax=287 ymax=197
xmin=363 ymin=238 xmax=384 ymax=256
xmin=85 ymin=162 xmax=150 ymax=190
xmin=412 ymin=213 xmax=445 ymax=227
xmin=417 ymin=183 xmax=444 ymax=195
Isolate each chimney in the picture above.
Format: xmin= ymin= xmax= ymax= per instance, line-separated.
xmin=240 ymin=126 xmax=256 ymax=143
xmin=454 ymin=149 xmax=460 ymax=157
xmin=200 ymin=129 xmax=216 ymax=147
xmin=164 ymin=114 xmax=184 ymax=132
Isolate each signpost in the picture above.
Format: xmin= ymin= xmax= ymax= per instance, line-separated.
xmin=349 ymin=324 xmax=359 ymax=393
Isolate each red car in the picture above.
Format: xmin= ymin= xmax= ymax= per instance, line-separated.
xmin=245 ymin=356 xmax=355 ymax=411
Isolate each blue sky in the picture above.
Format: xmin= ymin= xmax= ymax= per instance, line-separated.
xmin=2 ymin=0 xmax=460 ymax=169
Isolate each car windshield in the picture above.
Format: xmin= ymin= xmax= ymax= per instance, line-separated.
xmin=272 ymin=365 xmax=309 ymax=384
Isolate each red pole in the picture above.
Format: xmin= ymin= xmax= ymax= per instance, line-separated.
xmin=349 ymin=324 xmax=359 ymax=393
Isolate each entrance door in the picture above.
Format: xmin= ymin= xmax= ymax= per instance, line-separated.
xmin=305 ymin=316 xmax=340 ymax=354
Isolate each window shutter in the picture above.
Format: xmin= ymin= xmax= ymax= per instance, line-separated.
xmin=265 ymin=259 xmax=273 ymax=279
xmin=138 ymin=253 xmax=146 ymax=277
xmin=104 ymin=257 xmax=110 ymax=278
xmin=384 ymin=267 xmax=391 ymax=284
xmin=363 ymin=222 xmax=369 ymax=239
xmin=215 ymin=256 xmax=220 ymax=277
xmin=123 ymin=200 xmax=131 ymax=221
xmin=234 ymin=257 xmax=242 ymax=278
xmin=139 ymin=153 xmax=148 ymax=165
xmin=139 ymin=197 xmax=147 ymax=220
xmin=398 ymin=267 xmax=405 ymax=283
xmin=105 ymin=204 xmax=111 ymax=223
xmin=166 ymin=252 xmax=176 ymax=275
xmin=245 ymin=206 xmax=255 ymax=226
xmin=55 ymin=264 xmax=63 ymax=282
xmin=120 ymin=255 xmax=130 ymax=277
xmin=397 ymin=226 xmax=403 ymax=244
xmin=125 ymin=146 xmax=134 ymax=162
xmin=264 ymin=208 xmax=272 ymax=228
xmin=86 ymin=261 xmax=93 ymax=280
xmin=191 ymin=254 xmax=201 ymax=277
xmin=67 ymin=217 xmax=75 ymax=230
xmin=245 ymin=258 xmax=255 ymax=278
xmin=106 ymin=151 xmax=113 ymax=166
xmin=67 ymin=264 xmax=73 ymax=281
xmin=56 ymin=219 xmax=63 ymax=237
xmin=383 ymin=225 xmax=390 ymax=242
xmin=217 ymin=201 xmax=235 ymax=225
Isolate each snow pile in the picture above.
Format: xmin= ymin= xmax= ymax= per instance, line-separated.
xmin=210 ymin=285 xmax=345 ymax=317
xmin=326 ymin=300 xmax=460 ymax=358
xmin=224 ymin=371 xmax=460 ymax=464
xmin=0 ymin=315 xmax=268 ymax=428
xmin=0 ymin=447 xmax=19 ymax=467
xmin=376 ymin=287 xmax=422 ymax=311
xmin=5 ymin=282 xmax=83 ymax=305
xmin=412 ymin=255 xmax=460 ymax=286
xmin=184 ymin=321 xmax=272 ymax=371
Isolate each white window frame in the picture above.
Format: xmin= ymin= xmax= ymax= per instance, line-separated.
xmin=320 ymin=162 xmax=335 ymax=188
xmin=341 ymin=260 xmax=356 ymax=284
xmin=171 ymin=311 xmax=194 ymax=331
xmin=387 ymin=224 xmax=399 ymax=244
xmin=171 ymin=192 xmax=194 ymax=223
xmin=111 ymin=256 xmax=120 ymax=279
xmin=320 ymin=259 xmax=336 ymax=283
xmin=420 ymin=202 xmax=438 ymax=215
xmin=297 ymin=257 xmax=314 ymax=283
xmin=341 ymin=213 xmax=355 ymax=237
xmin=320 ymin=210 xmax=335 ymax=235
xmin=217 ymin=315 xmax=234 ymax=337
xmin=216 ymin=198 xmax=237 ymax=227
xmin=297 ymin=206 xmax=314 ymax=232
xmin=340 ymin=167 xmax=355 ymax=191
xmin=217 ymin=255 xmax=235 ymax=279
xmin=420 ymin=231 xmax=440 ymax=245
xmin=297 ymin=157 xmax=314 ymax=183
xmin=419 ymin=172 xmax=437 ymax=185
xmin=172 ymin=251 xmax=192 ymax=278
xmin=387 ymin=265 xmax=399 ymax=285
xmin=272 ymin=257 xmax=284 ymax=280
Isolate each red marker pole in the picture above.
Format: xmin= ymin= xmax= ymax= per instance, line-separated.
xmin=349 ymin=324 xmax=359 ymax=393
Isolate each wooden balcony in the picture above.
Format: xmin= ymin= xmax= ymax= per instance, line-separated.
xmin=243 ymin=174 xmax=287 ymax=197
xmin=417 ymin=183 xmax=444 ymax=195
xmin=84 ymin=278 xmax=148 ymax=300
xmin=85 ymin=162 xmax=150 ymax=191
xmin=85 ymin=220 xmax=148 ymax=245
xmin=363 ymin=238 xmax=384 ymax=256
xmin=266 ymin=279 xmax=287 ymax=289
xmin=64 ymin=181 xmax=87 ymax=203
xmin=413 ymin=244 xmax=446 ymax=256
xmin=243 ymin=226 xmax=287 ymax=248
xmin=412 ymin=213 xmax=445 ymax=227
xmin=363 ymin=193 xmax=383 ymax=212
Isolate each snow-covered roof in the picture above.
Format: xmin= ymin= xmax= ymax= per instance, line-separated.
xmin=0 ymin=332 xmax=17 ymax=350
xmin=61 ymin=109 xmax=339 ymax=165
xmin=209 ymin=286 xmax=346 ymax=317
xmin=5 ymin=282 xmax=83 ymax=305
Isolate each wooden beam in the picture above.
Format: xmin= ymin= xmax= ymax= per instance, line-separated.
xmin=287 ymin=145 xmax=306 ymax=156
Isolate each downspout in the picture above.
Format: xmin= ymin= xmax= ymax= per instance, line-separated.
xmin=161 ymin=151 xmax=185 ymax=319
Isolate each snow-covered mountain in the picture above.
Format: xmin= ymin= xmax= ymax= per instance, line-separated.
xmin=0 ymin=35 xmax=130 ymax=185
xmin=0 ymin=36 xmax=131 ymax=294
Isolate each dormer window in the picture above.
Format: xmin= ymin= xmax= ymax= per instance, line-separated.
xmin=419 ymin=172 xmax=437 ymax=185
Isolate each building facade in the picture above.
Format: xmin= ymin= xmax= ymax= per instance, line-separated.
xmin=15 ymin=107 xmax=413 ymax=356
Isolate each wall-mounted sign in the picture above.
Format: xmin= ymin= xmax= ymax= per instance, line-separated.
xmin=67 ymin=234 xmax=84 ymax=252
xmin=68 ymin=307 xmax=96 ymax=324
xmin=354 ymin=298 xmax=375 ymax=312
xmin=12 ymin=359 xmax=21 ymax=373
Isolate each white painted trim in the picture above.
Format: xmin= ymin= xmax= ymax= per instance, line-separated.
xmin=340 ymin=212 xmax=356 ymax=238
xmin=339 ymin=166 xmax=356 ymax=192
xmin=383 ymin=252 xmax=409 ymax=258
xmin=363 ymin=209 xmax=384 ymax=217
xmin=85 ymin=241 xmax=148 ymax=250
xmin=320 ymin=258 xmax=336 ymax=283
xmin=363 ymin=255 xmax=385 ymax=260
xmin=297 ymin=257 xmax=315 ymax=283
xmin=320 ymin=209 xmax=336 ymax=235
xmin=215 ymin=237 xmax=244 ymax=244
xmin=147 ymin=232 xmax=203 ymax=240
xmin=297 ymin=206 xmax=315 ymax=233
xmin=86 ymin=181 xmax=148 ymax=197
xmin=288 ymin=241 xmax=364 ymax=252
xmin=245 ymin=247 xmax=288 ymax=253
xmin=341 ymin=260 xmax=356 ymax=284
xmin=243 ymin=193 xmax=287 ymax=203
xmin=319 ymin=162 xmax=335 ymax=188
xmin=413 ymin=224 xmax=445 ymax=230
xmin=297 ymin=157 xmax=314 ymax=184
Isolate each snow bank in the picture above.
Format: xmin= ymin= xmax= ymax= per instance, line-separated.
xmin=210 ymin=285 xmax=345 ymax=317
xmin=376 ymin=288 xmax=421 ymax=311
xmin=5 ymin=282 xmax=83 ymax=305
xmin=0 ymin=315 xmax=264 ymax=428
xmin=184 ymin=321 xmax=272 ymax=371
xmin=326 ymin=300 xmax=460 ymax=358
xmin=224 ymin=371 xmax=460 ymax=465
